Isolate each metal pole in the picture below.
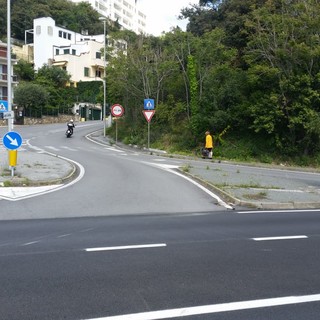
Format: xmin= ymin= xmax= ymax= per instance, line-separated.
xmin=103 ymin=20 xmax=106 ymax=137
xmin=115 ymin=119 xmax=118 ymax=145
xmin=7 ymin=0 xmax=13 ymax=132
xmin=148 ymin=122 xmax=150 ymax=150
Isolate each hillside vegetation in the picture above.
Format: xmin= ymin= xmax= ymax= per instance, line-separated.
xmin=2 ymin=0 xmax=320 ymax=166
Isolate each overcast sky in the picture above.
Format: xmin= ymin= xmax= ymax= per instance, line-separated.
xmin=137 ymin=0 xmax=199 ymax=36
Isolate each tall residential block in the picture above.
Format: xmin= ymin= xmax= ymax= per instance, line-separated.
xmin=69 ymin=0 xmax=146 ymax=34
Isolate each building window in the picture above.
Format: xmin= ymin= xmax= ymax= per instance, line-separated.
xmin=55 ymin=49 xmax=59 ymax=55
xmin=96 ymin=52 xmax=101 ymax=59
xmin=64 ymin=49 xmax=70 ymax=54
xmin=1 ymin=86 xmax=7 ymax=100
xmin=68 ymin=34 xmax=71 ymax=40
xmin=72 ymin=49 xmax=76 ymax=55
xmin=48 ymin=26 xmax=53 ymax=36
xmin=36 ymin=26 xmax=41 ymax=35
xmin=59 ymin=30 xmax=63 ymax=37
xmin=96 ymin=70 xmax=101 ymax=78
xmin=84 ymin=67 xmax=89 ymax=77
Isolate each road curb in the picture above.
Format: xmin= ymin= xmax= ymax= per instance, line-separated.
xmin=178 ymin=170 xmax=320 ymax=210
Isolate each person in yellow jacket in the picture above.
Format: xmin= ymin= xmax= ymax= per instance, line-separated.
xmin=205 ymin=131 xmax=213 ymax=159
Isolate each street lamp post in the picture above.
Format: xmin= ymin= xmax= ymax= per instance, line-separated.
xmin=99 ymin=17 xmax=107 ymax=138
xmin=7 ymin=0 xmax=13 ymax=132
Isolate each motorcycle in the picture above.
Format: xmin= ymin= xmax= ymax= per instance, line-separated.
xmin=65 ymin=125 xmax=74 ymax=138
xmin=65 ymin=128 xmax=72 ymax=138
xmin=65 ymin=121 xmax=75 ymax=138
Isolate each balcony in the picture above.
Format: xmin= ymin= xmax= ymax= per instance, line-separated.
xmin=0 ymin=73 xmax=18 ymax=84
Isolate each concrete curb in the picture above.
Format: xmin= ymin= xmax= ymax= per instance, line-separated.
xmin=178 ymin=170 xmax=320 ymax=210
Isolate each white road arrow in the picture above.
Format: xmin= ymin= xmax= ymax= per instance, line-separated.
xmin=6 ymin=134 xmax=18 ymax=146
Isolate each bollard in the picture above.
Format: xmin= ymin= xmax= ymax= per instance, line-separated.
xmin=8 ymin=150 xmax=17 ymax=167
xmin=8 ymin=150 xmax=17 ymax=178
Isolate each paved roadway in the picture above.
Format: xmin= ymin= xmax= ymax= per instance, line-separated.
xmin=0 ymin=122 xmax=320 ymax=319
xmin=0 ymin=122 xmax=228 ymax=219
xmin=0 ymin=210 xmax=320 ymax=319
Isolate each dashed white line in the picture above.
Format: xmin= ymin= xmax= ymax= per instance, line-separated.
xmin=85 ymin=243 xmax=167 ymax=252
xmin=252 ymin=235 xmax=308 ymax=241
xmin=22 ymin=241 xmax=40 ymax=246
xmin=45 ymin=146 xmax=60 ymax=151
xmin=84 ymin=293 xmax=320 ymax=320
xmin=57 ymin=234 xmax=72 ymax=238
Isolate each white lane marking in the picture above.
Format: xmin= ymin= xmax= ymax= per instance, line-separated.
xmin=61 ymin=146 xmax=78 ymax=151
xmin=104 ymin=147 xmax=125 ymax=153
xmin=57 ymin=234 xmax=71 ymax=238
xmin=85 ymin=243 xmax=167 ymax=252
xmin=252 ymin=235 xmax=308 ymax=241
xmin=84 ymin=293 xmax=320 ymax=320
xmin=45 ymin=146 xmax=60 ymax=151
xmin=22 ymin=241 xmax=40 ymax=246
xmin=0 ymin=185 xmax=64 ymax=200
xmin=0 ymin=142 xmax=86 ymax=201
xmin=240 ymin=209 xmax=320 ymax=214
xmin=144 ymin=162 xmax=233 ymax=210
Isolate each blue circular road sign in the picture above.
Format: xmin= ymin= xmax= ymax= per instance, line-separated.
xmin=2 ymin=131 xmax=23 ymax=150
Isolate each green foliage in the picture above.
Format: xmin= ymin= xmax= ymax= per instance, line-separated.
xmin=4 ymin=0 xmax=320 ymax=165
xmin=13 ymin=82 xmax=49 ymax=116
xmin=14 ymin=60 xmax=35 ymax=81
xmin=35 ymin=65 xmax=71 ymax=87
xmin=0 ymin=0 xmax=103 ymax=41
xmin=77 ymin=81 xmax=103 ymax=104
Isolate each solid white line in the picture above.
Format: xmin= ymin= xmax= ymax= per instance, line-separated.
xmin=104 ymin=147 xmax=125 ymax=153
xmin=84 ymin=294 xmax=320 ymax=320
xmin=85 ymin=243 xmax=167 ymax=252
xmin=240 ymin=209 xmax=320 ymax=214
xmin=143 ymin=162 xmax=233 ymax=210
xmin=252 ymin=235 xmax=308 ymax=241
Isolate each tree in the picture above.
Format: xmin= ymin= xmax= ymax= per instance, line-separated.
xmin=13 ymin=82 xmax=48 ymax=117
xmin=14 ymin=60 xmax=35 ymax=81
xmin=244 ymin=0 xmax=320 ymax=155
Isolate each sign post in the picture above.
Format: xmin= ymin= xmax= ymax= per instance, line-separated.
xmin=111 ymin=104 xmax=124 ymax=144
xmin=2 ymin=131 xmax=22 ymax=177
xmin=143 ymin=98 xmax=155 ymax=149
xmin=143 ymin=110 xmax=155 ymax=150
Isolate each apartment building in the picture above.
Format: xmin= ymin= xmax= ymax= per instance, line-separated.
xmin=0 ymin=42 xmax=18 ymax=101
xmin=31 ymin=17 xmax=107 ymax=85
xmin=69 ymin=0 xmax=146 ymax=34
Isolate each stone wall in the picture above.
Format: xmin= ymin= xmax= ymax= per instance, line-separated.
xmin=0 ymin=114 xmax=80 ymax=127
xmin=23 ymin=114 xmax=80 ymax=125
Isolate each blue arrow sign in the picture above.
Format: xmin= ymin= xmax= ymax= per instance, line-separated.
xmin=3 ymin=131 xmax=22 ymax=150
xmin=144 ymin=99 xmax=155 ymax=110
xmin=0 ymin=100 xmax=8 ymax=112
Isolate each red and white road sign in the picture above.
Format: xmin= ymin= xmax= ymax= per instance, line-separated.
xmin=143 ymin=110 xmax=155 ymax=122
xmin=111 ymin=104 xmax=124 ymax=117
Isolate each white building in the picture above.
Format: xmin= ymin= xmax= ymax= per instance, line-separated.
xmin=69 ymin=0 xmax=146 ymax=34
xmin=32 ymin=17 xmax=109 ymax=85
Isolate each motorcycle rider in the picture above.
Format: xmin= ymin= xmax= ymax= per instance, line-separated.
xmin=67 ymin=119 xmax=75 ymax=134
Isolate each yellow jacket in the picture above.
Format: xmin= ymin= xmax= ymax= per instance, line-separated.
xmin=205 ymin=134 xmax=213 ymax=148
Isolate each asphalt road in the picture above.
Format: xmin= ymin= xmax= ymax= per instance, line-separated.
xmin=0 ymin=210 xmax=320 ymax=319
xmin=0 ymin=123 xmax=320 ymax=319
xmin=0 ymin=122 xmax=226 ymax=219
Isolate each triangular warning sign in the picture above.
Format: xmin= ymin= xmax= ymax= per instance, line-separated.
xmin=143 ymin=110 xmax=155 ymax=122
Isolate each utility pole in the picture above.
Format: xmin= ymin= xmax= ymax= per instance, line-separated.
xmin=99 ymin=17 xmax=107 ymax=137
xmin=7 ymin=0 xmax=13 ymax=132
